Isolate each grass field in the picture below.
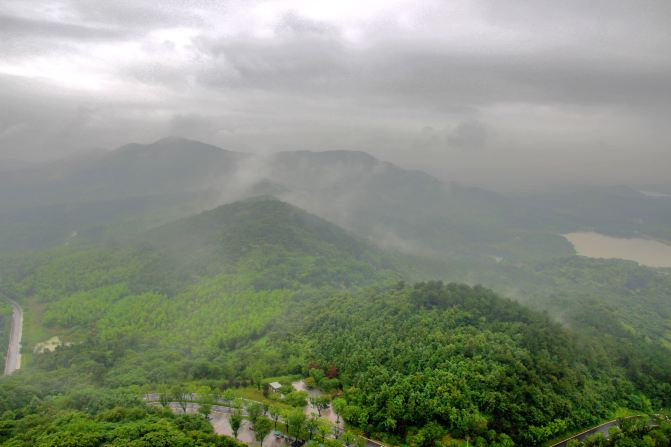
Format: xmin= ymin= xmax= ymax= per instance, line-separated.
xmin=18 ymin=297 xmax=64 ymax=368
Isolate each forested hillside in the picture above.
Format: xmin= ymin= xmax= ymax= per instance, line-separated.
xmin=0 ymin=198 xmax=399 ymax=386
xmin=275 ymin=281 xmax=645 ymax=445
xmin=414 ymin=255 xmax=671 ymax=409
xmin=2 ymin=0 xmax=671 ymax=443
xmin=1 ymin=197 xmax=669 ymax=446
xmin=143 ymin=196 xmax=397 ymax=285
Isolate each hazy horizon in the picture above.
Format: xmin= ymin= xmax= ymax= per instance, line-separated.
xmin=1 ymin=1 xmax=670 ymax=190
xmin=2 ymin=4 xmax=671 ymax=444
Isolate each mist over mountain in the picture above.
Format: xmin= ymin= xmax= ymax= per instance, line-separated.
xmin=0 ymin=140 xmax=670 ymax=446
xmin=142 ymin=196 xmax=396 ymax=287
xmin=2 ymin=137 xmax=669 ymax=264
xmin=0 ymin=137 xmax=243 ymax=209
xmin=3 ymin=2 xmax=671 ymax=446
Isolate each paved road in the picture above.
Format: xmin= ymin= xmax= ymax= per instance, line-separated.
xmin=3 ymin=299 xmax=23 ymax=376
xmin=550 ymin=419 xmax=623 ymax=447
xmin=551 ymin=415 xmax=670 ymax=447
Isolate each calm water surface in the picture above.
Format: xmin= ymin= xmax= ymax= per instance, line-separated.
xmin=564 ymin=232 xmax=671 ymax=268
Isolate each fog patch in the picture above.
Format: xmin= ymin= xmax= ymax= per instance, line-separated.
xmin=447 ymin=120 xmax=488 ymax=151
xmin=214 ymin=153 xmax=275 ymax=205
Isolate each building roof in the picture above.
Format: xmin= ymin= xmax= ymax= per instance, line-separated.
xmin=269 ymin=381 xmax=282 ymax=389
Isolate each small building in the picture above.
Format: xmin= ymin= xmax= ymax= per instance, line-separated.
xmin=269 ymin=381 xmax=282 ymax=393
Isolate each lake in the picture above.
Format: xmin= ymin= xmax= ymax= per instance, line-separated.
xmin=564 ymin=232 xmax=671 ymax=268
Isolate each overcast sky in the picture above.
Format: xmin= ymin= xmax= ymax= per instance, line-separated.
xmin=0 ymin=0 xmax=670 ymax=189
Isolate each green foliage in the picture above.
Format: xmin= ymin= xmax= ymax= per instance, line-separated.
xmin=434 ymin=256 xmax=671 ymax=408
xmin=284 ymin=391 xmax=308 ymax=408
xmin=267 ymin=405 xmax=284 ymax=432
xmin=253 ymin=417 xmax=273 ymax=445
xmin=247 ymin=402 xmax=263 ymax=425
xmin=276 ymin=282 xmax=638 ymax=445
xmin=0 ymin=388 xmax=245 ymax=447
xmin=315 ymin=418 xmax=331 ymax=442
xmin=0 ymin=245 xmax=185 ymax=301
xmin=286 ymin=409 xmax=306 ymax=439
xmin=143 ymin=197 xmax=399 ymax=287
xmin=230 ymin=410 xmax=243 ymax=439
xmin=310 ymin=396 xmax=330 ymax=416
xmin=1 ymin=196 xmax=670 ymax=447
xmin=43 ymin=284 xmax=129 ymax=327
xmin=410 ymin=421 xmax=445 ymax=447
xmin=199 ymin=403 xmax=213 ymax=420
xmin=332 ymin=398 xmax=347 ymax=422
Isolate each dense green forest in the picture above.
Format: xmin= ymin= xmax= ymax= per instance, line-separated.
xmin=276 ymin=282 xmax=649 ymax=445
xmin=421 ymin=256 xmax=671 ymax=408
xmin=1 ymin=197 xmax=670 ymax=446
xmin=0 ymin=378 xmax=247 ymax=447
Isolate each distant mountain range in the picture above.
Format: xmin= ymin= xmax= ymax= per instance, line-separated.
xmin=0 ymin=137 xmax=669 ymax=258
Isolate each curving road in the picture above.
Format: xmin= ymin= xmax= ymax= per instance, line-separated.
xmin=3 ymin=299 xmax=23 ymax=376
xmin=549 ymin=417 xmax=644 ymax=447
xmin=549 ymin=420 xmax=617 ymax=447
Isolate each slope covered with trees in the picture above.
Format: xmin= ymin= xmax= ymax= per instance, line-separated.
xmin=420 ymin=255 xmax=671 ymax=410
xmin=142 ymin=196 xmax=397 ymax=286
xmin=272 ymin=281 xmax=648 ymax=445
xmin=0 ymin=198 xmax=399 ymax=386
xmin=0 ymin=197 xmax=669 ymax=446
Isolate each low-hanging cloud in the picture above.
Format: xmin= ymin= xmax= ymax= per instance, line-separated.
xmin=0 ymin=0 xmax=670 ymax=189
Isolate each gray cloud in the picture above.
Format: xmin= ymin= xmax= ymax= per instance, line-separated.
xmin=0 ymin=14 xmax=122 ymax=41
xmin=0 ymin=0 xmax=670 ymax=190
xmin=448 ymin=120 xmax=488 ymax=151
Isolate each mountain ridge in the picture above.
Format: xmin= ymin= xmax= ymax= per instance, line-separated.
xmin=142 ymin=195 xmax=398 ymax=287
xmin=1 ymin=136 xmax=669 ymax=264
